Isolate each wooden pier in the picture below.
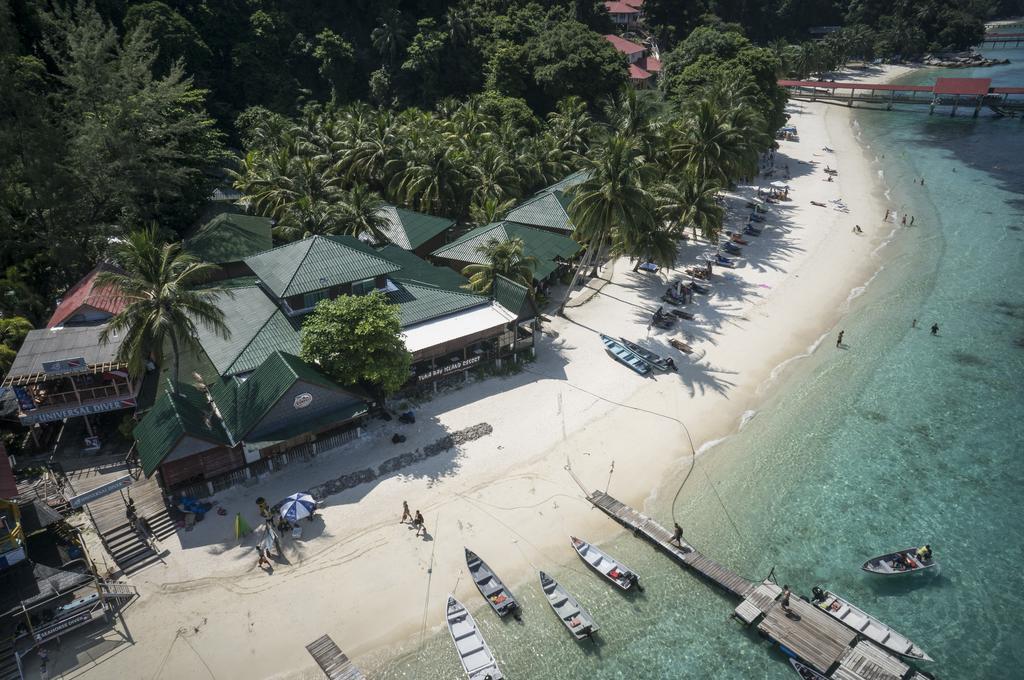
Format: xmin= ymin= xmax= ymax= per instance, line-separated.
xmin=305 ymin=635 xmax=365 ymax=680
xmin=586 ymin=491 xmax=932 ymax=680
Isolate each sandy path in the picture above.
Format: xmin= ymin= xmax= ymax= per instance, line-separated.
xmin=60 ymin=67 xmax=915 ymax=680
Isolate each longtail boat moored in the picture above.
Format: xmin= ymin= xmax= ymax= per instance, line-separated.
xmin=465 ymin=548 xmax=520 ymax=619
xmin=600 ymin=334 xmax=650 ymax=375
xmin=810 ymin=587 xmax=933 ymax=661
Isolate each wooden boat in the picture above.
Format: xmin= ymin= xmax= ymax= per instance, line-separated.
xmin=721 ymin=241 xmax=742 ymax=255
xmin=619 ymin=338 xmax=670 ymax=370
xmin=668 ymin=309 xmax=694 ymax=321
xmin=600 ymin=335 xmax=650 ymax=375
xmin=810 ymin=587 xmax=933 ymax=661
xmin=539 ymin=571 xmax=599 ymax=640
xmin=465 ymin=548 xmax=520 ymax=618
xmin=789 ymin=658 xmax=826 ymax=680
xmin=446 ymin=595 xmax=504 ymax=680
xmin=669 ymin=337 xmax=694 ymax=354
xmin=570 ymin=536 xmax=642 ymax=591
xmin=862 ymin=547 xmax=937 ymax=576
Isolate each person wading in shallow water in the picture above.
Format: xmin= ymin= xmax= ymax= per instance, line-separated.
xmin=931 ymin=323 xmax=940 ymax=336
xmin=837 ymin=330 xmax=845 ymax=347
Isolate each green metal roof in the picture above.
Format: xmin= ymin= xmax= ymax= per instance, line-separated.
xmin=134 ymin=380 xmax=230 ymax=476
xmin=538 ymin=169 xmax=590 ymax=195
xmin=505 ymin=191 xmax=575 ymax=233
xmin=493 ymin=275 xmax=531 ymax=318
xmin=195 ymin=286 xmax=302 ymax=377
xmin=184 ymin=213 xmax=273 ymax=264
xmin=245 ymin=235 xmax=401 ymax=298
xmin=387 ymin=282 xmax=489 ymax=326
xmin=377 ymin=206 xmax=454 ymax=250
xmin=210 ymin=351 xmax=363 ymax=440
xmin=430 ymin=221 xmax=580 ymax=280
xmin=374 ymin=245 xmax=468 ymax=290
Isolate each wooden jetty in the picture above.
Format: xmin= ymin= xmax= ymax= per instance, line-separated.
xmin=778 ymin=76 xmax=1024 ymax=118
xmin=981 ymin=32 xmax=1024 ymax=48
xmin=305 ymin=635 xmax=365 ymax=680
xmin=586 ymin=491 xmax=933 ymax=680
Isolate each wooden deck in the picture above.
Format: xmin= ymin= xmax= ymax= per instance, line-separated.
xmin=305 ymin=635 xmax=365 ymax=680
xmin=587 ymin=490 xmax=755 ymax=597
xmin=586 ymin=491 xmax=931 ymax=680
xmin=85 ymin=475 xmax=175 ymax=575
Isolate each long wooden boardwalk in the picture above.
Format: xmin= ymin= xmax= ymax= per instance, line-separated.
xmin=305 ymin=635 xmax=365 ymax=680
xmin=586 ymin=491 xmax=931 ymax=680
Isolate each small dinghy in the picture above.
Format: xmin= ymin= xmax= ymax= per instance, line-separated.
xmin=446 ymin=596 xmax=504 ymax=680
xmin=465 ymin=548 xmax=520 ymax=618
xmin=789 ymin=658 xmax=826 ymax=679
xmin=619 ymin=338 xmax=671 ymax=370
xmin=570 ymin=536 xmax=642 ymax=591
xmin=669 ymin=309 xmax=694 ymax=321
xmin=669 ymin=337 xmax=694 ymax=354
xmin=600 ymin=335 xmax=651 ymax=375
xmin=539 ymin=571 xmax=599 ymax=640
xmin=721 ymin=242 xmax=742 ymax=255
xmin=810 ymin=587 xmax=932 ymax=661
xmin=862 ymin=547 xmax=937 ymax=576
xmin=687 ymin=280 xmax=711 ymax=295
xmin=715 ymin=254 xmax=735 ymax=267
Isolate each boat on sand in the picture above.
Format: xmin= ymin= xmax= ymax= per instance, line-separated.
xmin=810 ymin=587 xmax=933 ymax=661
xmin=570 ymin=536 xmax=643 ymax=591
xmin=465 ymin=548 xmax=520 ymax=619
xmin=619 ymin=338 xmax=671 ymax=371
xmin=446 ymin=595 xmax=503 ymax=680
xmin=539 ymin=571 xmax=599 ymax=640
xmin=600 ymin=334 xmax=650 ymax=375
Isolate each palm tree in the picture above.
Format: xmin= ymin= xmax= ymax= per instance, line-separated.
xmin=372 ymin=9 xmax=409 ymax=71
xmin=655 ymin=172 xmax=724 ymax=241
xmin=609 ymin=223 xmax=679 ymax=272
xmin=669 ymin=97 xmax=746 ymax=185
xmin=462 ymin=237 xmax=537 ymax=296
xmin=467 ymin=146 xmax=520 ymax=207
xmin=547 ymin=96 xmax=593 ymax=156
xmin=559 ymin=133 xmax=657 ymax=314
xmin=338 ymin=184 xmax=390 ymax=243
xmin=97 ymin=229 xmax=230 ymax=394
xmin=470 ymin=196 xmax=516 ymax=226
xmin=390 ymin=139 xmax=469 ymax=217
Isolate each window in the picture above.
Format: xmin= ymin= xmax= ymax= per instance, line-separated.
xmin=351 ymin=278 xmax=376 ymax=296
xmin=302 ymin=290 xmax=327 ymax=309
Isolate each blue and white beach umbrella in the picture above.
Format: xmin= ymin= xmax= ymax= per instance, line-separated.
xmin=279 ymin=492 xmax=316 ymax=522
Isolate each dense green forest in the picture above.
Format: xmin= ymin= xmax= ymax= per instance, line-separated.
xmin=0 ymin=0 xmax=1012 ymax=331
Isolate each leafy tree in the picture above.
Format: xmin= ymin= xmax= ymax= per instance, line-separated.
xmin=97 ymin=229 xmax=229 ymax=393
xmin=313 ymin=29 xmax=357 ymax=103
xmin=462 ymin=237 xmax=538 ymax=296
xmin=300 ymin=292 xmax=411 ymax=396
xmin=123 ymin=2 xmax=211 ymax=80
xmin=0 ymin=316 xmax=32 ymax=374
xmin=338 ymin=184 xmax=389 ymax=243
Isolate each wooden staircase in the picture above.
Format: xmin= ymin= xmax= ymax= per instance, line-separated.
xmin=0 ymin=637 xmax=21 ymax=680
xmin=86 ymin=477 xmax=176 ymax=575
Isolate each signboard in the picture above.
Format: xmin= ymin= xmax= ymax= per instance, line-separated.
xmin=12 ymin=386 xmax=36 ymax=412
xmin=68 ymin=475 xmax=133 ymax=509
xmin=0 ymin=546 xmax=26 ymax=570
xmin=41 ymin=357 xmax=87 ymax=375
xmin=293 ymin=392 xmax=313 ymax=409
xmin=33 ymin=611 xmax=94 ymax=643
xmin=19 ymin=397 xmax=136 ymax=425
xmin=416 ymin=355 xmax=482 ymax=383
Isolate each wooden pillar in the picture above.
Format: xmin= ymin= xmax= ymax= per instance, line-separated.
xmin=951 ymin=94 xmax=959 ymax=117
xmin=973 ymin=97 xmax=983 ymax=118
xmin=848 ymin=87 xmax=854 ymax=107
xmin=888 ymin=90 xmax=894 ymax=111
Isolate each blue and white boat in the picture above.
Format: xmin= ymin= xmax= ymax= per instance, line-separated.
xmin=600 ymin=335 xmax=650 ymax=375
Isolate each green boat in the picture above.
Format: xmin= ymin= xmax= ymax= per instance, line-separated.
xmin=600 ymin=335 xmax=650 ymax=375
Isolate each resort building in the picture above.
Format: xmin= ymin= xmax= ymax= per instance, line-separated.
xmin=371 ymin=205 xmax=455 ymax=258
xmin=183 ymin=212 xmax=273 ymax=280
xmin=604 ymin=34 xmax=661 ymax=88
xmin=430 ymin=221 xmax=580 ymax=285
xmin=604 ymin=0 xmax=642 ymax=27
xmin=45 ymin=264 xmax=125 ymax=329
xmin=503 ymin=170 xmax=589 ymax=235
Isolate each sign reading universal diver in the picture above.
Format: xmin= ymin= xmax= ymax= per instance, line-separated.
xmin=41 ymin=357 xmax=87 ymax=375
xmin=68 ymin=475 xmax=133 ymax=509
xmin=20 ymin=397 xmax=137 ymax=424
xmin=417 ymin=355 xmax=481 ymax=383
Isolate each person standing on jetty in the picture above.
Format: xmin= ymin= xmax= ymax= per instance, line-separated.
xmin=670 ymin=523 xmax=684 ymax=546
xmin=781 ymin=585 xmax=792 ymax=613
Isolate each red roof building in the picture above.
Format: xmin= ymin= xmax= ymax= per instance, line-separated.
xmin=46 ymin=264 xmax=126 ymax=328
xmin=605 ymin=34 xmax=646 ymax=61
xmin=605 ymin=1 xmax=642 ymax=26
xmin=638 ymin=55 xmax=661 ymax=73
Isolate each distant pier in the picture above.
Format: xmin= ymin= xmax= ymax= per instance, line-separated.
xmin=586 ymin=490 xmax=933 ymax=680
xmin=778 ymin=76 xmax=1024 ymax=118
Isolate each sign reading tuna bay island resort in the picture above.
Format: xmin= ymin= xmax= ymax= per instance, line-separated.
xmin=416 ymin=355 xmax=482 ymax=382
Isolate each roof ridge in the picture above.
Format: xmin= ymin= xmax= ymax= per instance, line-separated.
xmin=224 ymin=305 xmax=282 ymax=375
xmin=323 ymin=234 xmax=404 ymax=270
xmin=400 ymin=280 xmax=488 ymax=302
xmin=282 ymin=237 xmax=320 ymax=296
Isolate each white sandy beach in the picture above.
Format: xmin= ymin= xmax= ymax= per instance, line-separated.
xmin=57 ymin=66 xmax=917 ymax=680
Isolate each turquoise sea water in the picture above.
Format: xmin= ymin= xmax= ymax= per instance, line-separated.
xmin=374 ymin=55 xmax=1024 ymax=679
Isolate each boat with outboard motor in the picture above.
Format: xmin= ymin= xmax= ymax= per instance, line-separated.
xmin=446 ymin=595 xmax=503 ymax=680
xmin=810 ymin=587 xmax=933 ymax=661
xmin=465 ymin=548 xmax=520 ymax=619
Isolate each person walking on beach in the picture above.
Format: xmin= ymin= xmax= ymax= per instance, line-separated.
xmin=670 ymin=523 xmax=684 ymax=547
xmin=401 ymin=500 xmax=412 ymax=524
xmin=884 ymin=209 xmax=890 ymax=221
xmin=413 ymin=510 xmax=426 ymax=537
xmin=257 ymin=546 xmax=271 ymax=569
xmin=912 ymin=319 xmax=918 ymax=328
xmin=781 ymin=585 xmax=792 ymax=613
xmin=910 ymin=215 xmax=915 ymax=226
xmin=901 ymin=214 xmax=907 ymax=225
xmin=837 ymin=330 xmax=845 ymax=347
xmin=931 ymin=323 xmax=940 ymax=336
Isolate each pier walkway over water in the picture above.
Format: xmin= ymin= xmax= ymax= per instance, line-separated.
xmin=779 ymin=76 xmax=1024 ymax=118
xmin=586 ymin=491 xmax=932 ymax=680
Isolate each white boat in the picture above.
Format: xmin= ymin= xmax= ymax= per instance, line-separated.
xmin=570 ymin=536 xmax=642 ymax=591
xmin=810 ymin=587 xmax=933 ymax=661
xmin=446 ymin=596 xmax=503 ymax=680
xmin=862 ymin=547 xmax=937 ymax=575
xmin=465 ymin=548 xmax=520 ymax=618
xmin=789 ymin=658 xmax=827 ymax=679
xmin=539 ymin=571 xmax=598 ymax=640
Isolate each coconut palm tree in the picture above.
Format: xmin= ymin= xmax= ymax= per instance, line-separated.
xmin=654 ymin=172 xmax=724 ymax=241
xmin=462 ymin=237 xmax=537 ymax=296
xmin=558 ymin=133 xmax=657 ymax=314
xmin=338 ymin=184 xmax=390 ymax=243
xmin=470 ymin=196 xmax=516 ymax=226
xmin=467 ymin=146 xmax=521 ymax=207
xmin=97 ymin=229 xmax=230 ymax=394
xmin=372 ymin=8 xmax=410 ymax=72
xmin=547 ymin=96 xmax=594 ymax=156
xmin=609 ymin=222 xmax=679 ymax=272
